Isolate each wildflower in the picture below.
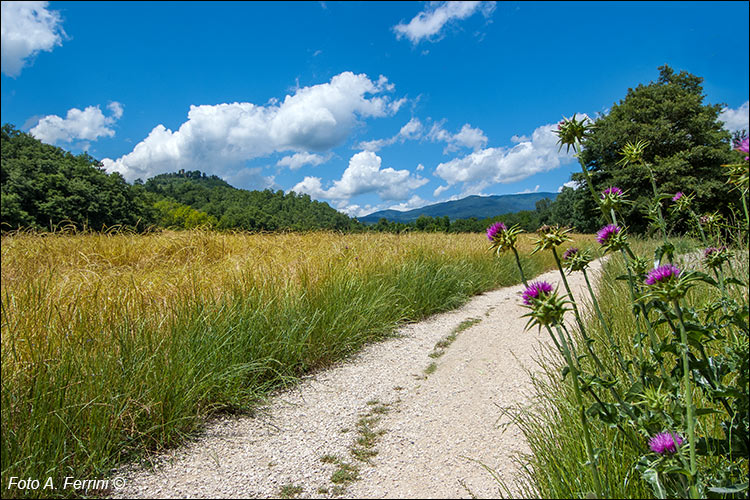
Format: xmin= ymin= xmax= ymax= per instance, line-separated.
xmin=644 ymin=264 xmax=695 ymax=300
xmin=562 ymin=247 xmax=578 ymax=261
xmin=669 ymin=191 xmax=693 ymax=215
xmin=554 ymin=114 xmax=591 ymax=153
xmin=735 ymin=136 xmax=749 ymax=161
xmin=531 ymin=225 xmax=573 ymax=254
xmin=520 ymin=281 xmax=568 ymax=328
xmin=645 ymin=264 xmax=681 ymax=285
xmin=617 ymin=139 xmax=650 ymax=167
xmin=522 ymin=281 xmax=554 ymax=305
xmin=487 ymin=222 xmax=523 ymax=255
xmin=649 ymin=432 xmax=683 ymax=455
xmin=486 ymin=221 xmax=507 ymax=242
xmin=703 ymin=246 xmax=732 ymax=268
xmin=562 ymin=247 xmax=592 ymax=273
xmin=597 ymin=224 xmax=620 ymax=245
xmin=596 ymin=224 xmax=627 ymax=252
xmin=600 ymin=186 xmax=628 ymax=211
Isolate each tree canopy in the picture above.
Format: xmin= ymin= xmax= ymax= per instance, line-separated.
xmin=1 ymin=124 xmax=153 ymax=230
xmin=558 ymin=65 xmax=742 ymax=234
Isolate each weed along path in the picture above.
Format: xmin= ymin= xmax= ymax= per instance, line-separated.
xmin=111 ymin=257 xmax=605 ymax=499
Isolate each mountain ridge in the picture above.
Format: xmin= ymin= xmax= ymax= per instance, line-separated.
xmin=358 ymin=192 xmax=558 ymax=224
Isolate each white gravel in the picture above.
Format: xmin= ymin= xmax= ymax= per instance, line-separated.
xmin=109 ymin=258 xmax=605 ymax=499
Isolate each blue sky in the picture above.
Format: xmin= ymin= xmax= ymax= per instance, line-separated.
xmin=2 ymin=1 xmax=748 ymax=217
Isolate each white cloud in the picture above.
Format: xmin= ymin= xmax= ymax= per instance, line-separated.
xmin=427 ymin=121 xmax=488 ymax=153
xmin=224 ymin=167 xmax=276 ymax=191
xmin=434 ymin=122 xmax=574 ymax=196
xmin=276 ymin=152 xmax=331 ymax=170
xmin=516 ymin=185 xmax=540 ymax=194
xmin=1 ymin=1 xmax=65 ymax=77
xmin=291 ymin=150 xmax=428 ymax=203
xmin=393 ymin=1 xmax=496 ymax=44
xmin=359 ymin=117 xmax=424 ymax=151
xmin=102 ymin=72 xmax=402 ymax=182
xmin=107 ymin=101 xmax=124 ymax=120
xmin=448 ymin=123 xmax=488 ymax=151
xmin=719 ymin=101 xmax=749 ymax=133
xmin=29 ymin=102 xmax=124 ymax=145
xmin=340 ymin=195 xmax=431 ymax=219
xmin=433 ymin=184 xmax=450 ymax=197
xmin=510 ymin=134 xmax=529 ymax=143
xmin=558 ymin=180 xmax=581 ymax=192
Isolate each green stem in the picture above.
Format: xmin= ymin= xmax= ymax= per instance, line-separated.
xmin=552 ymin=248 xmax=603 ymax=371
xmin=511 ymin=247 xmax=528 ymax=288
xmin=689 ymin=209 xmax=707 ymax=246
xmin=554 ymin=323 xmax=604 ymax=499
xmin=582 ymin=268 xmax=633 ymax=382
xmin=574 ymin=141 xmax=605 ymax=221
xmin=647 ymin=165 xmax=669 ymax=243
xmin=673 ymin=299 xmax=698 ymax=497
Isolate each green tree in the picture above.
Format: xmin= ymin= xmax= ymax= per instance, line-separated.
xmin=1 ymin=124 xmax=154 ymax=231
xmin=576 ymin=65 xmax=739 ymax=234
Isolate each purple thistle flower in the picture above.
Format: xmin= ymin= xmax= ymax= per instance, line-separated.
xmin=601 ymin=186 xmax=622 ymax=198
xmin=735 ymin=137 xmax=749 ymax=161
xmin=562 ymin=247 xmax=579 ymax=261
xmin=645 ymin=264 xmax=681 ymax=285
xmin=522 ymin=281 xmax=554 ymax=305
xmin=649 ymin=432 xmax=683 ymax=454
xmin=486 ymin=222 xmax=507 ymax=241
xmin=672 ymin=192 xmax=683 ymax=202
xmin=704 ymin=246 xmax=721 ymax=257
xmin=596 ymin=224 xmax=620 ymax=245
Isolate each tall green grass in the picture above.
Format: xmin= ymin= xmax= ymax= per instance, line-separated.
xmin=1 ymin=230 xmax=593 ymax=498
xmin=504 ymin=236 xmax=749 ymax=498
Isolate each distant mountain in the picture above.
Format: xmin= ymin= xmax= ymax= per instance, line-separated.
xmin=358 ymin=192 xmax=558 ymax=224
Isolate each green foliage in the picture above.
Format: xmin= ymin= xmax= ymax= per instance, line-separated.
xmin=153 ymin=199 xmax=217 ymax=229
xmin=1 ymin=124 xmax=154 ymax=231
xmin=0 ymin=127 xmax=363 ymax=233
xmin=566 ymin=65 xmax=741 ymax=235
xmin=144 ymin=171 xmax=359 ymax=232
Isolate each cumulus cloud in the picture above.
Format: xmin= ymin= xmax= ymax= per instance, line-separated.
xmin=719 ymin=101 xmax=749 ymax=134
xmin=102 ymin=72 xmax=402 ymax=182
xmin=434 ymin=122 xmax=574 ymax=196
xmin=427 ymin=122 xmax=488 ymax=153
xmin=29 ymin=102 xmax=124 ymax=145
xmin=291 ymin=150 xmax=428 ymax=204
xmin=276 ymin=152 xmax=331 ymax=170
xmin=393 ymin=1 xmax=495 ymax=44
xmin=359 ymin=117 xmax=424 ymax=151
xmin=224 ymin=167 xmax=276 ymax=192
xmin=558 ymin=180 xmax=581 ymax=192
xmin=1 ymin=1 xmax=65 ymax=77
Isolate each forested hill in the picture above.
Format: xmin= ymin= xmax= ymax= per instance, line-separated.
xmin=0 ymin=124 xmax=358 ymax=232
xmin=143 ymin=170 xmax=357 ymax=231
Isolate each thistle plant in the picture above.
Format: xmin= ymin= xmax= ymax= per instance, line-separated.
xmin=519 ymin=280 xmax=604 ymax=498
xmin=491 ymin=115 xmax=749 ymax=500
xmin=487 ymin=221 xmax=527 ymax=286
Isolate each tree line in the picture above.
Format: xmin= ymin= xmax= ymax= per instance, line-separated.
xmin=2 ymin=65 xmax=745 ymax=235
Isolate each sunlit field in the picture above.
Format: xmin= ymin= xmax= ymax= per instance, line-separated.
xmin=1 ymin=229 xmax=594 ymax=497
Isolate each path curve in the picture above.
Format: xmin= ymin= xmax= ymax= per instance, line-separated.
xmin=111 ymin=258 xmax=605 ymax=499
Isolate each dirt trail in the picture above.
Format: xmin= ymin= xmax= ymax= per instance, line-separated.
xmin=111 ymin=258 xmax=604 ymax=499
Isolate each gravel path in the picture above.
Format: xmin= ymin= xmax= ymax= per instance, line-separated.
xmin=110 ymin=258 xmax=605 ymax=499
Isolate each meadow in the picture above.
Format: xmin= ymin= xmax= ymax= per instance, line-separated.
xmin=0 ymin=229 xmax=594 ymax=498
